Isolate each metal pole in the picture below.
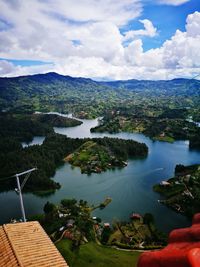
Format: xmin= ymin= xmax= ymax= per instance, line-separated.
xmin=16 ymin=174 xmax=26 ymax=222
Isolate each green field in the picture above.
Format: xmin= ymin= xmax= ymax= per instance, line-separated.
xmin=56 ymin=240 xmax=141 ymax=267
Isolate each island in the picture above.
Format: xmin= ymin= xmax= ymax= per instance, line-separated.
xmin=153 ymin=164 xmax=200 ymax=217
xmin=65 ymin=138 xmax=148 ymax=174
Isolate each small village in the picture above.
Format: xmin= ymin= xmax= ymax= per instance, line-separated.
xmin=154 ymin=164 xmax=200 ymax=217
xmin=34 ymin=196 xmax=166 ymax=254
xmin=65 ymin=140 xmax=128 ymax=174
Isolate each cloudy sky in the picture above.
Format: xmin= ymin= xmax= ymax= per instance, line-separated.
xmin=0 ymin=0 xmax=199 ymax=80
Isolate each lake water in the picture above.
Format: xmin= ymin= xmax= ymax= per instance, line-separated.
xmin=1 ymin=116 xmax=200 ymax=232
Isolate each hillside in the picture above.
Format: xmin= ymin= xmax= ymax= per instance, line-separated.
xmin=1 ymin=73 xmax=200 ymax=119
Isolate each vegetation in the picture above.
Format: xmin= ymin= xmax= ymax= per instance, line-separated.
xmin=0 ymin=110 xmax=147 ymax=192
xmin=1 ymin=72 xmax=200 ymax=147
xmin=65 ymin=138 xmax=147 ymax=174
xmin=153 ymin=164 xmax=200 ymax=217
xmin=0 ymin=112 xmax=81 ymax=142
xmin=108 ymin=214 xmax=167 ymax=250
xmin=30 ymin=198 xmax=166 ymax=267
xmin=91 ymin=110 xmax=200 ymax=147
xmin=189 ymin=128 xmax=200 ymax=149
xmin=56 ymin=240 xmax=141 ymax=267
xmin=0 ymin=133 xmax=76 ymax=192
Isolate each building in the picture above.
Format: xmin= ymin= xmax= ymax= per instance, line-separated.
xmin=103 ymin=223 xmax=110 ymax=228
xmin=160 ymin=181 xmax=170 ymax=186
xmin=0 ymin=221 xmax=68 ymax=267
xmin=130 ymin=213 xmax=142 ymax=220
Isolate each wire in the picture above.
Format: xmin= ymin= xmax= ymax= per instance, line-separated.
xmin=0 ymin=175 xmax=16 ymax=182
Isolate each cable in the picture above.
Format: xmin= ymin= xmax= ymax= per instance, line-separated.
xmin=0 ymin=175 xmax=15 ymax=182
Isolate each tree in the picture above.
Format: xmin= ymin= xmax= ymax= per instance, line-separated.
xmin=43 ymin=201 xmax=56 ymax=214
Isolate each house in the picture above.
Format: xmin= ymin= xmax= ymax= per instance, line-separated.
xmin=160 ymin=132 xmax=165 ymax=137
xmin=160 ymin=181 xmax=170 ymax=186
xmin=67 ymin=219 xmax=75 ymax=228
xmin=64 ymin=231 xmax=74 ymax=240
xmin=130 ymin=213 xmax=142 ymax=220
xmin=0 ymin=221 xmax=68 ymax=267
xmin=103 ymin=223 xmax=110 ymax=228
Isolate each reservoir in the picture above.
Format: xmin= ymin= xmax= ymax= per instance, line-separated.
xmin=0 ymin=116 xmax=200 ymax=232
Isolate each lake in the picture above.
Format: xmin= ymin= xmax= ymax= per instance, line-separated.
xmin=1 ymin=116 xmax=200 ymax=232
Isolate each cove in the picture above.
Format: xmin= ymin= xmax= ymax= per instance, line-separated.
xmin=0 ymin=116 xmax=200 ymax=232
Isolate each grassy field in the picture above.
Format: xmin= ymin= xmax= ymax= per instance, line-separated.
xmin=56 ymin=240 xmax=141 ymax=267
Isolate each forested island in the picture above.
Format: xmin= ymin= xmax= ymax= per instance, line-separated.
xmin=153 ymin=164 xmax=200 ymax=218
xmin=65 ymin=138 xmax=147 ymax=174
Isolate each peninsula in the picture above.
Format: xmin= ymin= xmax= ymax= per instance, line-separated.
xmin=154 ymin=164 xmax=200 ymax=217
xmin=65 ymin=138 xmax=148 ymax=174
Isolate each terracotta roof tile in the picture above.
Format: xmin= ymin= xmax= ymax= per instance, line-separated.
xmin=0 ymin=221 xmax=68 ymax=267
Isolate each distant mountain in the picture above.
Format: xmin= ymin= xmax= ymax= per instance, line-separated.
xmin=0 ymin=72 xmax=199 ymax=113
xmin=103 ymin=78 xmax=200 ymax=96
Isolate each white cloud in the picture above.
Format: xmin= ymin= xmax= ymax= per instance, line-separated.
xmin=0 ymin=60 xmax=17 ymax=75
xmin=157 ymin=0 xmax=190 ymax=6
xmin=123 ymin=19 xmax=157 ymax=41
xmin=161 ymin=12 xmax=200 ymax=69
xmin=0 ymin=0 xmax=199 ymax=80
xmin=186 ymin=11 xmax=200 ymax=37
xmin=0 ymin=0 xmax=141 ymax=62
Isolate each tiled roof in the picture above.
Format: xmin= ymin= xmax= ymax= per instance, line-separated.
xmin=0 ymin=226 xmax=20 ymax=267
xmin=138 ymin=213 xmax=200 ymax=267
xmin=0 ymin=221 xmax=68 ymax=267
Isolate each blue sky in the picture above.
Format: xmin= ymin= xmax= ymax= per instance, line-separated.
xmin=126 ymin=0 xmax=200 ymax=50
xmin=0 ymin=0 xmax=200 ymax=80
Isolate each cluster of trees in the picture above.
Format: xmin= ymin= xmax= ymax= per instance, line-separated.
xmin=0 ymin=134 xmax=82 ymax=191
xmin=189 ymin=128 xmax=200 ymax=149
xmin=33 ymin=113 xmax=82 ymax=127
xmin=42 ymin=198 xmax=94 ymax=246
xmin=0 ymin=113 xmax=53 ymax=142
xmin=0 ymin=113 xmax=81 ymax=143
xmin=92 ymin=137 xmax=148 ymax=159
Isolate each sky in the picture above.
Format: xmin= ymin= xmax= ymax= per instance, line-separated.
xmin=0 ymin=0 xmax=200 ymax=80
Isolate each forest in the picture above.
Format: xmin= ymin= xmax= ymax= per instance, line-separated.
xmin=0 ymin=112 xmax=82 ymax=142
